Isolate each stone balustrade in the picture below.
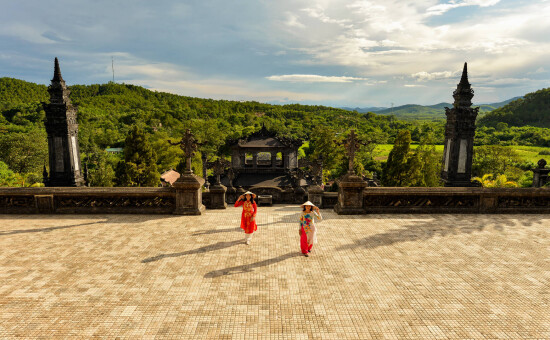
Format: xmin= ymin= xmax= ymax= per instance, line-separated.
xmin=2 ymin=187 xmax=550 ymax=214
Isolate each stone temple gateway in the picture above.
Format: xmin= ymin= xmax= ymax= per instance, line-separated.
xmin=225 ymin=126 xmax=304 ymax=188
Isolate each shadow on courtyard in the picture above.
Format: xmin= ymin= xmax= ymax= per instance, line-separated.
xmin=0 ymin=221 xmax=106 ymax=236
xmin=336 ymin=215 xmax=536 ymax=251
xmin=203 ymin=251 xmax=301 ymax=278
xmin=0 ymin=214 xmax=173 ymax=237
xmin=192 ymin=227 xmax=241 ymax=236
xmin=141 ymin=239 xmax=243 ymax=263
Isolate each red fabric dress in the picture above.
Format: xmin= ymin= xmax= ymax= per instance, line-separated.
xmin=234 ymin=199 xmax=257 ymax=234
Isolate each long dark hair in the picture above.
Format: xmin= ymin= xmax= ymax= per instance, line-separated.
xmin=241 ymin=194 xmax=255 ymax=204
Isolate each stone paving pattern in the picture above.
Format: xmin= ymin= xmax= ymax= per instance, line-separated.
xmin=0 ymin=206 xmax=549 ymax=339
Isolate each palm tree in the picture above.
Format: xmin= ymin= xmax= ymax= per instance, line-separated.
xmin=472 ymin=174 xmax=518 ymax=188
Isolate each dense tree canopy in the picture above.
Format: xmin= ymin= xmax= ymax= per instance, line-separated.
xmin=1 ymin=77 xmax=549 ymax=187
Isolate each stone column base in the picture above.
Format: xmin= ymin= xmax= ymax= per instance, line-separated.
xmin=173 ymin=173 xmax=206 ymax=215
xmin=209 ymin=184 xmax=227 ymax=209
xmin=334 ymin=174 xmax=367 ymax=215
xmin=307 ymin=185 xmax=324 ymax=208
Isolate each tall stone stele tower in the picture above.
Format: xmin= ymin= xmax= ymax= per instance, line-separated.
xmin=441 ymin=62 xmax=480 ymax=187
xmin=43 ymin=58 xmax=85 ymax=187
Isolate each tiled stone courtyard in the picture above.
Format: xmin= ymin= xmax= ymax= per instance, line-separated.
xmin=0 ymin=206 xmax=549 ymax=339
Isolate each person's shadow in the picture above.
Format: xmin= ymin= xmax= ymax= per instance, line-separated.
xmin=192 ymin=227 xmax=241 ymax=236
xmin=0 ymin=221 xmax=106 ymax=235
xmin=142 ymin=239 xmax=243 ymax=263
xmin=203 ymin=252 xmax=301 ymax=278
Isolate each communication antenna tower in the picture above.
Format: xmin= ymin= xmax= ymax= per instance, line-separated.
xmin=111 ymin=56 xmax=115 ymax=83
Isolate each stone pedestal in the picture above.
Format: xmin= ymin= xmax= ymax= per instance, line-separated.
xmin=209 ymin=184 xmax=227 ymax=209
xmin=307 ymin=185 xmax=324 ymax=208
xmin=531 ymin=159 xmax=550 ymax=187
xmin=294 ymin=186 xmax=306 ymax=203
xmin=334 ymin=174 xmax=367 ymax=215
xmin=173 ymin=173 xmax=206 ymax=215
xmin=226 ymin=186 xmax=237 ymax=204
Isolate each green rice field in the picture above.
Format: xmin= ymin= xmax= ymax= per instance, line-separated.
xmin=372 ymin=144 xmax=550 ymax=164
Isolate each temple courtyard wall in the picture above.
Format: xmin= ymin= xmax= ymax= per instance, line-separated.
xmin=0 ymin=207 xmax=548 ymax=339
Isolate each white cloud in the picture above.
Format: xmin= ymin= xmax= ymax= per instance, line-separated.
xmin=266 ymin=74 xmax=368 ymax=83
xmin=426 ymin=0 xmax=501 ymax=16
xmin=404 ymin=84 xmax=427 ymax=87
xmin=301 ymin=6 xmax=353 ymax=28
xmin=285 ymin=12 xmax=305 ymax=28
xmin=411 ymin=71 xmax=456 ymax=81
xmin=2 ymin=0 xmax=550 ymax=107
xmin=0 ymin=23 xmax=58 ymax=44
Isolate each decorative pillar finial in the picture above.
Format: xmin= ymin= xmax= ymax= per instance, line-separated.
xmin=335 ymin=129 xmax=369 ymax=175
xmin=168 ymin=129 xmax=204 ymax=175
xmin=53 ymin=57 xmax=63 ymax=82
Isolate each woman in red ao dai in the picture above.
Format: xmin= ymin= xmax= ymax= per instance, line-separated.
xmin=234 ymin=191 xmax=257 ymax=244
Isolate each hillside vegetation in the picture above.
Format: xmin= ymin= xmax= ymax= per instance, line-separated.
xmin=341 ymin=98 xmax=520 ymax=121
xmin=0 ymin=77 xmax=547 ymax=188
xmin=478 ymin=88 xmax=550 ymax=128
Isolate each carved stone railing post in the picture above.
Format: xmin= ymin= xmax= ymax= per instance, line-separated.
xmin=208 ymin=158 xmax=231 ymax=209
xmin=302 ymin=156 xmax=324 ymax=207
xmin=35 ymin=195 xmax=54 ymax=213
xmin=334 ymin=129 xmax=369 ymax=214
xmin=168 ymin=129 xmax=206 ymax=215
xmin=531 ymin=159 xmax=550 ymax=188
xmin=308 ymin=185 xmax=324 ymax=208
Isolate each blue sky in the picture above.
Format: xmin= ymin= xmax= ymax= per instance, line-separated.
xmin=1 ymin=0 xmax=549 ymax=107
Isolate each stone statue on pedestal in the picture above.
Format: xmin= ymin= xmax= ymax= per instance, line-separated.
xmin=168 ymin=129 xmax=205 ymax=215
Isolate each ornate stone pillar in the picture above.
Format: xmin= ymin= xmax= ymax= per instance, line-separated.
xmin=252 ymin=153 xmax=258 ymax=168
xmin=202 ymin=153 xmax=209 ymax=191
xmin=240 ymin=153 xmax=246 ymax=168
xmin=271 ymin=152 xmax=277 ymax=168
xmin=283 ymin=152 xmax=290 ymax=169
xmin=43 ymin=58 xmax=85 ymax=187
xmin=441 ymin=63 xmax=480 ymax=187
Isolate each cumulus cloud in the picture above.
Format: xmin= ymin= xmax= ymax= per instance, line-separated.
xmin=301 ymin=6 xmax=352 ymax=28
xmin=411 ymin=71 xmax=456 ymax=81
xmin=285 ymin=12 xmax=305 ymax=28
xmin=426 ymin=0 xmax=501 ymax=16
xmin=2 ymin=0 xmax=549 ymax=107
xmin=266 ymin=74 xmax=368 ymax=83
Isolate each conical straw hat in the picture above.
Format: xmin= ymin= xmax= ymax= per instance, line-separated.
xmin=301 ymin=201 xmax=316 ymax=208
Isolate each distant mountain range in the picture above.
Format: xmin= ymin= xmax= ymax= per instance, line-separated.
xmin=341 ymin=97 xmax=522 ymax=120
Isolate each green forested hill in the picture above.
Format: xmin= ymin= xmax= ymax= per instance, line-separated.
xmin=343 ymin=99 xmax=519 ymax=121
xmin=0 ymin=77 xmax=48 ymax=110
xmin=478 ymin=88 xmax=550 ymax=128
xmin=0 ymin=77 xmax=427 ymax=147
xmin=2 ymin=77 xmax=437 ymax=182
